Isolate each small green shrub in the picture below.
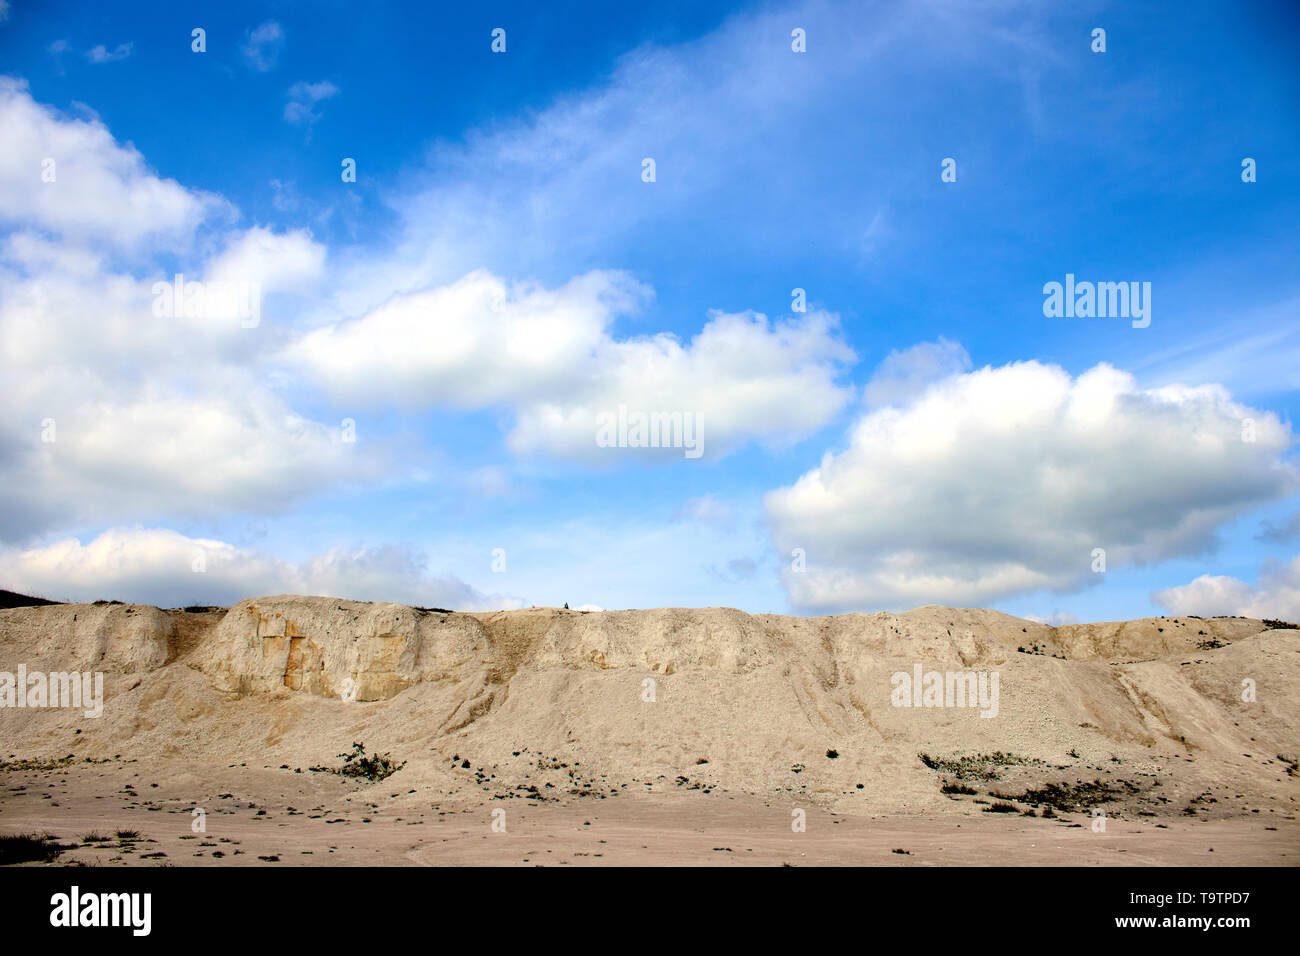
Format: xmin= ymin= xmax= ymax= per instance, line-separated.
xmin=311 ymin=742 xmax=405 ymax=782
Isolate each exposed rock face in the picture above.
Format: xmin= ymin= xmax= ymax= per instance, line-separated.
xmin=199 ymin=598 xmax=491 ymax=701
xmin=1 ymin=596 xmax=1295 ymax=815
xmin=0 ymin=602 xmax=173 ymax=674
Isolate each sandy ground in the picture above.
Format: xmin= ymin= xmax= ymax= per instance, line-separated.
xmin=2 ymin=760 xmax=1295 ymax=866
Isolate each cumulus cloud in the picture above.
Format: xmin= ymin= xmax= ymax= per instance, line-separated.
xmin=1153 ymin=555 xmax=1300 ymax=621
xmin=0 ymin=81 xmax=360 ymax=541
xmin=0 ymin=528 xmax=524 ymax=610
xmin=0 ymin=77 xmax=216 ymax=248
xmin=289 ymin=269 xmax=638 ymax=406
xmin=509 ymin=309 xmax=854 ymax=462
xmin=766 ymin=359 xmax=1297 ymax=613
xmin=0 ymin=384 xmax=378 ymax=540
xmin=287 ymin=269 xmax=854 ymax=462
xmin=0 ymin=226 xmax=351 ymax=539
xmin=202 ymin=225 xmax=325 ymax=295
xmin=242 ymin=21 xmax=283 ymax=72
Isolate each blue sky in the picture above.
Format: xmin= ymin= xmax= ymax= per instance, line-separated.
xmin=0 ymin=0 xmax=1297 ymax=622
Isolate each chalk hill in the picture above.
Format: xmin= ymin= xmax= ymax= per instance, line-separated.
xmin=1 ymin=596 xmax=1296 ymax=816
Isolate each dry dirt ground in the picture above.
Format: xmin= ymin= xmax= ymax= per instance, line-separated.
xmin=2 ymin=761 xmax=1294 ymax=866
xmin=2 ymin=597 xmax=1297 ymax=866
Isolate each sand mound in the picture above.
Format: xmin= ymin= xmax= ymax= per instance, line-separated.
xmin=1 ymin=596 xmax=1296 ymax=816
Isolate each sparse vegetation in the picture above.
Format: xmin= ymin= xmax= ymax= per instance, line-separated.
xmin=1003 ymin=778 xmax=1139 ymax=813
xmin=0 ymin=755 xmax=114 ymax=772
xmin=918 ymin=752 xmax=1042 ymax=781
xmin=0 ymin=832 xmax=69 ymax=865
xmin=1017 ymin=642 xmax=1068 ymax=659
xmin=940 ymin=782 xmax=977 ymax=795
xmin=310 ymin=742 xmax=405 ymax=782
xmin=984 ymin=801 xmax=1019 ymax=813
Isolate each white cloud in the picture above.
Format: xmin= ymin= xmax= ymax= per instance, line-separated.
xmin=1023 ymin=610 xmax=1079 ymax=626
xmin=284 ymin=80 xmax=339 ymax=126
xmin=87 ymin=42 xmax=132 ymax=64
xmin=287 ymin=269 xmax=854 ymax=461
xmin=242 ymin=21 xmax=283 ymax=72
xmin=766 ymin=360 xmax=1298 ymax=612
xmin=509 ymin=309 xmax=854 ymax=462
xmin=1153 ymin=555 xmax=1300 ymax=621
xmin=863 ymin=337 xmax=971 ymax=406
xmin=0 ymin=528 xmax=524 ymax=610
xmin=203 ymin=225 xmax=325 ymax=294
xmin=0 ymin=77 xmax=216 ymax=248
xmin=0 ymin=1 xmax=12 ymax=24
xmin=288 ymin=269 xmax=638 ymax=405
xmin=0 ymin=84 xmax=366 ymax=541
xmin=0 ymin=378 xmax=378 ymax=540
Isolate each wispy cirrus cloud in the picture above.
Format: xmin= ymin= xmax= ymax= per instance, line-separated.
xmin=242 ymin=20 xmax=283 ymax=71
xmin=283 ymin=80 xmax=339 ymax=129
xmin=87 ymin=42 xmax=132 ymax=64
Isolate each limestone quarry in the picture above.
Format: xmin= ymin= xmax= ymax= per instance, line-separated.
xmin=1 ymin=596 xmax=1296 ymax=865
